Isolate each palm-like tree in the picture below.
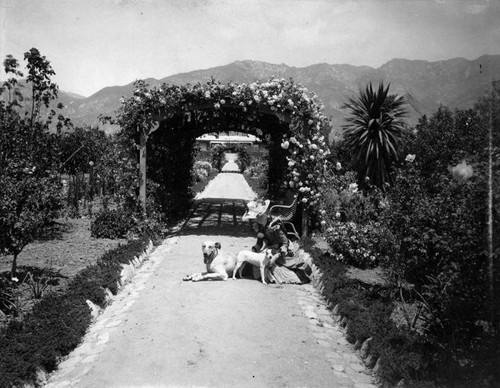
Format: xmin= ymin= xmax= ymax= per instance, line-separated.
xmin=342 ymin=82 xmax=407 ymax=189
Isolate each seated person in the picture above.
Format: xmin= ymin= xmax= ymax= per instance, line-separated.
xmin=242 ymin=200 xmax=311 ymax=284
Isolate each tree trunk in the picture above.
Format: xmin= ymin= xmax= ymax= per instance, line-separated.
xmin=139 ymin=127 xmax=147 ymax=216
xmin=301 ymin=206 xmax=309 ymax=237
xmin=11 ymin=252 xmax=18 ymax=278
xmin=487 ymin=101 xmax=498 ymax=331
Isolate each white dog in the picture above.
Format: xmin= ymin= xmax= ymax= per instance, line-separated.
xmin=183 ymin=240 xmax=237 ymax=282
xmin=232 ymin=249 xmax=276 ymax=284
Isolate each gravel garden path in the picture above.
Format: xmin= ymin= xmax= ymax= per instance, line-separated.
xmin=44 ymin=169 xmax=377 ymax=388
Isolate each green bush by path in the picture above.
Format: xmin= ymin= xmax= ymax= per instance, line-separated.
xmin=323 ymin=221 xmax=396 ymax=269
xmin=90 ymin=208 xmax=135 ymax=239
xmin=90 ymin=207 xmax=165 ymax=242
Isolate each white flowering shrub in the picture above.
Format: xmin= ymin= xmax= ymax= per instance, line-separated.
xmin=323 ymin=221 xmax=395 ymax=269
xmin=192 ymin=160 xmax=212 ymax=182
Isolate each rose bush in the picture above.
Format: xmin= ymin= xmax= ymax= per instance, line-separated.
xmin=192 ymin=160 xmax=212 ymax=182
xmin=323 ymin=221 xmax=395 ymax=269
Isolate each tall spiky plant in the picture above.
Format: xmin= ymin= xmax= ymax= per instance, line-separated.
xmin=342 ymin=82 xmax=407 ymax=189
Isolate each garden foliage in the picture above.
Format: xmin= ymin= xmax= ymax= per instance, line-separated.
xmin=90 ymin=207 xmax=165 ymax=241
xmin=90 ymin=208 xmax=135 ymax=239
xmin=192 ymin=160 xmax=213 ymax=182
xmin=377 ymin=87 xmax=500 ymax=384
xmin=318 ymin=82 xmax=499 ymax=386
xmin=0 ymin=236 xmax=151 ymax=387
xmin=210 ymin=143 xmax=251 ymax=172
xmin=0 ymin=49 xmax=69 ymax=276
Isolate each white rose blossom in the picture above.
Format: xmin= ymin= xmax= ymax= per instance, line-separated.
xmin=405 ymin=154 xmax=416 ymax=163
xmin=451 ymin=161 xmax=474 ymax=183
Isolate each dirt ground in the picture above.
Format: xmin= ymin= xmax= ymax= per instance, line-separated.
xmin=0 ymin=217 xmax=126 ymax=321
xmin=0 ymin=218 xmax=126 ymax=279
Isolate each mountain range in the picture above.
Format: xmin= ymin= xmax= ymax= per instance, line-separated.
xmin=51 ymin=54 xmax=500 ymax=137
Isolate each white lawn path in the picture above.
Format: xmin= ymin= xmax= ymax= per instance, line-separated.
xmin=196 ymin=155 xmax=256 ymax=203
xmin=195 ymin=171 xmax=258 ymax=203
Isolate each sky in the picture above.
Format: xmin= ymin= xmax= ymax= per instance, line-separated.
xmin=1 ymin=0 xmax=499 ymax=97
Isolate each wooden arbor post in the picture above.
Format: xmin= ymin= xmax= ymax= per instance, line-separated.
xmin=301 ymin=206 xmax=309 ymax=238
xmin=138 ymin=121 xmax=160 ymax=216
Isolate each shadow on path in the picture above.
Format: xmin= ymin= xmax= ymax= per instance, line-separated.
xmin=176 ymin=201 xmax=253 ymax=237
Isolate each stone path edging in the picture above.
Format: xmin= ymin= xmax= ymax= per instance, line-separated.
xmin=309 ymin=237 xmax=383 ymax=386
xmin=44 ymin=237 xmax=179 ymax=387
xmin=294 ymin=283 xmax=378 ymax=388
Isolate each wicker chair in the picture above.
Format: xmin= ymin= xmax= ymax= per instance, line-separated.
xmin=268 ymin=192 xmax=300 ymax=240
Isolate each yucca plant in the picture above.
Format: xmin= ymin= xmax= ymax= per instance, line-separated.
xmin=342 ymin=82 xmax=408 ymax=189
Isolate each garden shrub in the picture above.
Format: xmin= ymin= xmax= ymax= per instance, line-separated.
xmin=245 ymin=159 xmax=267 ymax=178
xmin=244 ymin=159 xmax=268 ymax=197
xmin=90 ymin=208 xmax=135 ymax=239
xmin=374 ymin=329 xmax=435 ymax=385
xmin=90 ymin=203 xmax=163 ymax=241
xmin=25 ymin=294 xmax=92 ymax=371
xmin=318 ymin=169 xmax=385 ymax=222
xmin=323 ymin=221 xmax=396 ymax=269
xmin=99 ymin=236 xmax=149 ymax=266
xmin=0 ymin=293 xmax=92 ymax=387
xmin=69 ymin=264 xmax=118 ymax=301
xmin=381 ymin=164 xmax=492 ymax=343
xmin=192 ymin=160 xmax=212 ymax=182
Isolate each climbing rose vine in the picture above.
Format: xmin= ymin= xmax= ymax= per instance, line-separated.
xmin=115 ymin=77 xmax=331 ymax=208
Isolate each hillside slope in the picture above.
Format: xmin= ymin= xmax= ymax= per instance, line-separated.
xmin=11 ymin=55 xmax=500 ymax=135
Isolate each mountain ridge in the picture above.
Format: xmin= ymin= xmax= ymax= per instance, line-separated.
xmin=49 ymin=54 xmax=500 ymax=135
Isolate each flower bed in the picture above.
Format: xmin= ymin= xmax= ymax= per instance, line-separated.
xmin=323 ymin=221 xmax=395 ymax=269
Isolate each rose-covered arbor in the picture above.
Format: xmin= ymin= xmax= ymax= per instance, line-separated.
xmin=114 ymin=77 xmax=332 ymax=227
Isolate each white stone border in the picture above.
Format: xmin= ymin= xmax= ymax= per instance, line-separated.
xmin=85 ymin=239 xmax=155 ymax=321
xmin=308 ymin=238 xmax=385 ymax=386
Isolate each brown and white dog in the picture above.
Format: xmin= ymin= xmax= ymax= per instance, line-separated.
xmin=183 ymin=240 xmax=237 ymax=281
xmin=232 ymin=249 xmax=276 ymax=284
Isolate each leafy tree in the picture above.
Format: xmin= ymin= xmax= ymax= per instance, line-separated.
xmin=342 ymin=82 xmax=408 ymax=189
xmin=1 ymin=55 xmax=24 ymax=107
xmin=411 ymin=106 xmax=490 ymax=183
xmin=0 ymin=49 xmax=67 ymax=277
xmin=23 ymin=48 xmax=60 ymax=127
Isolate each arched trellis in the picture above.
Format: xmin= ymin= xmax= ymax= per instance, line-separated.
xmin=114 ymin=78 xmax=332 ymax=226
